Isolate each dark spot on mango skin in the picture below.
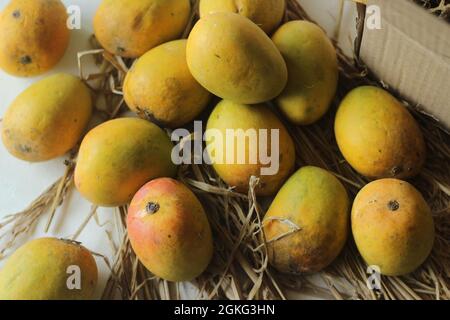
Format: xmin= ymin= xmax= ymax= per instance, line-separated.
xmin=146 ymin=202 xmax=160 ymax=214
xmin=20 ymin=55 xmax=32 ymax=65
xmin=388 ymin=200 xmax=400 ymax=211
xmin=284 ymin=245 xmax=330 ymax=274
xmin=135 ymin=107 xmax=166 ymax=127
xmin=17 ymin=144 xmax=32 ymax=154
xmin=36 ymin=18 xmax=45 ymax=26
xmin=116 ymin=47 xmax=126 ymax=55
xmin=132 ymin=12 xmax=144 ymax=30
xmin=132 ymin=4 xmax=156 ymax=30
xmin=288 ymin=259 xmax=302 ymax=274
xmin=391 ymin=166 xmax=403 ymax=176
xmin=304 ymin=105 xmax=314 ymax=116
xmin=12 ymin=10 xmax=20 ymax=18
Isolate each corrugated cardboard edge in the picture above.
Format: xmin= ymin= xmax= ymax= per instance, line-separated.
xmin=360 ymin=0 xmax=450 ymax=130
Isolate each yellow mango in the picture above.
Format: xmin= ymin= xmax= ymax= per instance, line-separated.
xmin=124 ymin=40 xmax=211 ymax=128
xmin=352 ymin=179 xmax=434 ymax=276
xmin=199 ymin=0 xmax=285 ymax=34
xmin=0 ymin=238 xmax=97 ymax=300
xmin=263 ymin=166 xmax=350 ymax=273
xmin=187 ymin=12 xmax=288 ymax=104
xmin=0 ymin=0 xmax=70 ymax=77
xmin=2 ymin=73 xmax=92 ymax=162
xmin=94 ymin=0 xmax=191 ymax=58
xmin=335 ymin=86 xmax=426 ymax=179
xmin=205 ymin=100 xmax=295 ymax=196
xmin=74 ymin=118 xmax=177 ymax=207
xmin=272 ymin=21 xmax=338 ymax=125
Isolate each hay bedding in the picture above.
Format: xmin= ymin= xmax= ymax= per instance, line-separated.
xmin=413 ymin=0 xmax=450 ymax=22
xmin=0 ymin=0 xmax=449 ymax=300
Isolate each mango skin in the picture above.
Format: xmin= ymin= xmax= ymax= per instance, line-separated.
xmin=0 ymin=0 xmax=70 ymax=77
xmin=75 ymin=118 xmax=177 ymax=207
xmin=124 ymin=40 xmax=211 ymax=128
xmin=199 ymin=0 xmax=285 ymax=34
xmin=335 ymin=86 xmax=426 ymax=179
xmin=272 ymin=21 xmax=338 ymax=125
xmin=205 ymin=100 xmax=295 ymax=196
xmin=127 ymin=178 xmax=213 ymax=282
xmin=0 ymin=238 xmax=98 ymax=300
xmin=1 ymin=73 xmax=92 ymax=162
xmin=352 ymin=179 xmax=434 ymax=276
xmin=94 ymin=0 xmax=191 ymax=58
xmin=187 ymin=12 xmax=288 ymax=104
xmin=263 ymin=166 xmax=350 ymax=273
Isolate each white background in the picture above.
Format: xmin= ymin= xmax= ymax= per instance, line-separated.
xmin=0 ymin=0 xmax=357 ymax=299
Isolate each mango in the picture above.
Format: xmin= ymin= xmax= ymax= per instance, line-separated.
xmin=0 ymin=0 xmax=70 ymax=77
xmin=272 ymin=21 xmax=338 ymax=125
xmin=94 ymin=0 xmax=191 ymax=58
xmin=187 ymin=12 xmax=288 ymax=104
xmin=334 ymin=86 xmax=426 ymax=179
xmin=263 ymin=166 xmax=350 ymax=273
xmin=352 ymin=179 xmax=434 ymax=276
xmin=0 ymin=238 xmax=98 ymax=300
xmin=124 ymin=40 xmax=211 ymax=128
xmin=75 ymin=118 xmax=177 ymax=207
xmin=205 ymin=100 xmax=295 ymax=196
xmin=1 ymin=73 xmax=92 ymax=162
xmin=199 ymin=0 xmax=285 ymax=34
xmin=127 ymin=178 xmax=213 ymax=282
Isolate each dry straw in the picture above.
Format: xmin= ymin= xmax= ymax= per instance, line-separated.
xmin=413 ymin=0 xmax=450 ymax=22
xmin=0 ymin=0 xmax=448 ymax=300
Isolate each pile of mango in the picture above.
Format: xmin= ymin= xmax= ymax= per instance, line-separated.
xmin=0 ymin=0 xmax=434 ymax=299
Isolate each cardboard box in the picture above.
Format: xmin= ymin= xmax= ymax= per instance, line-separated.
xmin=358 ymin=0 xmax=450 ymax=129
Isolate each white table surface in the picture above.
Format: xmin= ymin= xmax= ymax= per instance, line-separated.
xmin=0 ymin=0 xmax=357 ymax=299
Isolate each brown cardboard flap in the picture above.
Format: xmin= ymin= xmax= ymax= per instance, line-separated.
xmin=360 ymin=0 xmax=450 ymax=129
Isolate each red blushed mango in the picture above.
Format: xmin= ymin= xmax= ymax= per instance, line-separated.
xmin=127 ymin=178 xmax=213 ymax=282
